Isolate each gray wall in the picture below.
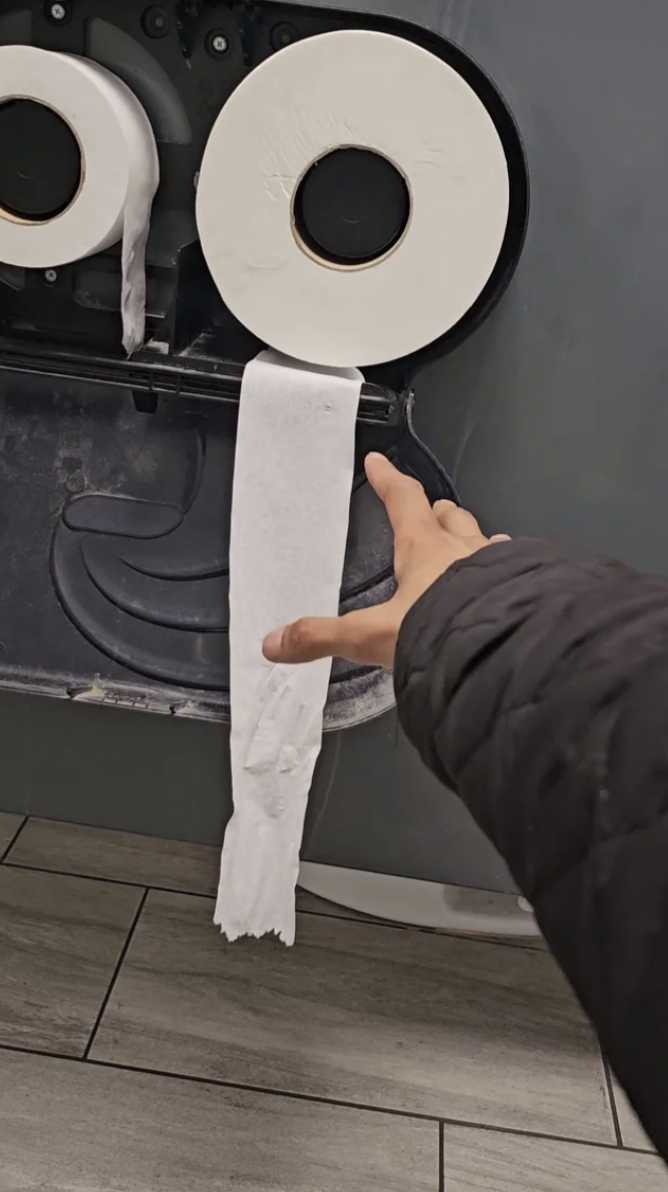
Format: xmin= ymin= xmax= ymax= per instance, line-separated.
xmin=416 ymin=0 xmax=668 ymax=579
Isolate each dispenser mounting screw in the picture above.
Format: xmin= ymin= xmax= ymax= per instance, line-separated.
xmin=43 ymin=269 xmax=58 ymax=284
xmin=270 ymin=23 xmax=299 ymax=51
xmin=206 ymin=31 xmax=229 ymax=57
xmin=141 ymin=6 xmax=171 ymax=38
xmin=49 ymin=2 xmax=67 ymax=19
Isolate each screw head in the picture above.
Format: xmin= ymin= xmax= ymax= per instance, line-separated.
xmin=49 ymin=2 xmax=66 ymax=19
xmin=270 ymin=23 xmax=299 ymax=51
xmin=44 ymin=268 xmax=58 ymax=283
xmin=205 ymin=29 xmax=230 ymax=57
xmin=141 ymin=6 xmax=171 ymax=38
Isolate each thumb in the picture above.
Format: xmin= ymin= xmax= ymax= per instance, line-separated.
xmin=263 ymin=604 xmax=398 ymax=667
xmin=262 ymin=618 xmax=341 ymax=664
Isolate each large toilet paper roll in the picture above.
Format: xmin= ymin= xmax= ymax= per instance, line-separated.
xmin=0 ymin=46 xmax=159 ymax=354
xmin=196 ymin=29 xmax=510 ymax=368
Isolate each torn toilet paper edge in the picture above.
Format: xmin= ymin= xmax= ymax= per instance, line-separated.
xmin=215 ymin=658 xmax=334 ymax=945
xmin=215 ymin=351 xmax=362 ymax=945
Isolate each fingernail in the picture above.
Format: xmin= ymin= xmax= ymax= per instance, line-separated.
xmin=262 ymin=628 xmax=285 ymax=660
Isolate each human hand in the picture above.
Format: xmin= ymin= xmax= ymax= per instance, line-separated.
xmin=262 ymin=452 xmax=509 ymax=669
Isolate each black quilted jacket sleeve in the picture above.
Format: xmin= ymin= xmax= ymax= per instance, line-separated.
xmin=394 ymin=539 xmax=668 ymax=1159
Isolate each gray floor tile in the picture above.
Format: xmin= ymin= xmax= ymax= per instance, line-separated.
xmin=0 ymin=866 xmax=142 ymax=1055
xmin=7 ymin=817 xmax=220 ymax=896
xmin=442 ymin=1123 xmax=668 ymax=1190
xmin=0 ymin=811 xmax=23 ymax=856
xmin=92 ymin=890 xmax=613 ymax=1141
xmin=0 ymin=1048 xmax=438 ymax=1192
xmin=611 ymin=1076 xmax=656 ymax=1152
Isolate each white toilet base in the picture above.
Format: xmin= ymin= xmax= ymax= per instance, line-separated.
xmin=298 ymin=862 xmax=541 ymax=941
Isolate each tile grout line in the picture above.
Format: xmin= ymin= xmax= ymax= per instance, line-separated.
xmin=3 ymin=858 xmax=208 ymax=894
xmin=81 ymin=887 xmax=149 ymax=1061
xmin=0 ymin=1038 xmax=643 ymax=1155
xmin=0 ymin=816 xmax=28 ymax=864
xmin=1 ymin=860 xmax=542 ymax=951
xmin=603 ymin=1054 xmax=624 ymax=1148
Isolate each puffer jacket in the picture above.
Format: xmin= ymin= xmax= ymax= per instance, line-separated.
xmin=394 ymin=539 xmax=668 ymax=1160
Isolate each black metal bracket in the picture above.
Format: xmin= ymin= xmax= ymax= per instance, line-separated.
xmin=0 ymin=338 xmax=402 ymax=424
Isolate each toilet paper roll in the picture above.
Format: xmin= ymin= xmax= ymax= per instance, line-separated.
xmin=0 ymin=46 xmax=159 ymax=354
xmin=196 ymin=29 xmax=510 ymax=369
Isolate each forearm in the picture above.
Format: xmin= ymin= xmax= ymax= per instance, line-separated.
xmin=394 ymin=540 xmax=668 ymax=888
xmin=394 ymin=539 xmax=668 ymax=1155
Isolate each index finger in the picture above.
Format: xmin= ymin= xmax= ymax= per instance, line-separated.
xmin=364 ymin=453 xmax=436 ymax=539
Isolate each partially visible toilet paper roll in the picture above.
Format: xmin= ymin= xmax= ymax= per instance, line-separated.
xmin=0 ymin=46 xmax=159 ymax=354
xmin=215 ymin=351 xmax=362 ymax=945
xmin=196 ymin=29 xmax=509 ymax=368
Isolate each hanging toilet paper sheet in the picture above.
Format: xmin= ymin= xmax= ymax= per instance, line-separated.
xmin=196 ymin=28 xmax=509 ymax=368
xmin=215 ymin=352 xmax=362 ymax=945
xmin=0 ymin=45 xmax=159 ymax=353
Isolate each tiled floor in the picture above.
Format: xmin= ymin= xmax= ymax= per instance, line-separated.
xmin=0 ymin=811 xmax=665 ymax=1191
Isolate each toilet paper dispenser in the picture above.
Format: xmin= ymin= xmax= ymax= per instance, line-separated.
xmin=0 ymin=0 xmax=528 ymax=725
xmin=0 ymin=0 xmax=529 ymax=425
